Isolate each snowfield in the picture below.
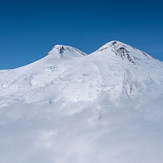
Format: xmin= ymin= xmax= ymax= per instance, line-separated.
xmin=0 ymin=41 xmax=163 ymax=163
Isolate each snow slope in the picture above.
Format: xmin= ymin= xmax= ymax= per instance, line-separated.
xmin=0 ymin=41 xmax=163 ymax=163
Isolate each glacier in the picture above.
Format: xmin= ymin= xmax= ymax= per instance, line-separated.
xmin=0 ymin=41 xmax=163 ymax=163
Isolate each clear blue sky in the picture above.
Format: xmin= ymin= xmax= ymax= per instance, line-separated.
xmin=0 ymin=0 xmax=163 ymax=69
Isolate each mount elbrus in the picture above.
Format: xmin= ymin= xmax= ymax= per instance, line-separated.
xmin=0 ymin=41 xmax=163 ymax=163
xmin=0 ymin=41 xmax=163 ymax=103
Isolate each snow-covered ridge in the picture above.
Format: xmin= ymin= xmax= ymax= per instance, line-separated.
xmin=45 ymin=41 xmax=158 ymax=65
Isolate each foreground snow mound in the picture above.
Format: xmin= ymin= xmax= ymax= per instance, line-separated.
xmin=0 ymin=41 xmax=163 ymax=163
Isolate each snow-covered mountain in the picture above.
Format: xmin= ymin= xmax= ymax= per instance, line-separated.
xmin=0 ymin=41 xmax=163 ymax=163
xmin=1 ymin=41 xmax=163 ymax=104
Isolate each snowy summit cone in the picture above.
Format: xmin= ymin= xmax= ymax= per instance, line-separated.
xmin=47 ymin=45 xmax=87 ymax=59
xmin=93 ymin=40 xmax=157 ymax=65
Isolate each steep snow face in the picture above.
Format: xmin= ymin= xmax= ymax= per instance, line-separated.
xmin=0 ymin=45 xmax=88 ymax=103
xmin=90 ymin=41 xmax=163 ymax=100
xmin=0 ymin=41 xmax=163 ymax=163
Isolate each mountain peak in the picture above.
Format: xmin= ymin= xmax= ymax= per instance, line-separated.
xmin=47 ymin=45 xmax=87 ymax=59
xmin=93 ymin=40 xmax=156 ymax=65
xmin=97 ymin=40 xmax=132 ymax=52
xmin=52 ymin=45 xmax=67 ymax=54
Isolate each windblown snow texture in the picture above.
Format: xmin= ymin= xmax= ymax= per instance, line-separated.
xmin=0 ymin=41 xmax=163 ymax=163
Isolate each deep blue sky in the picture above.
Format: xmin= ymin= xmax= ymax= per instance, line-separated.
xmin=0 ymin=0 xmax=163 ymax=69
